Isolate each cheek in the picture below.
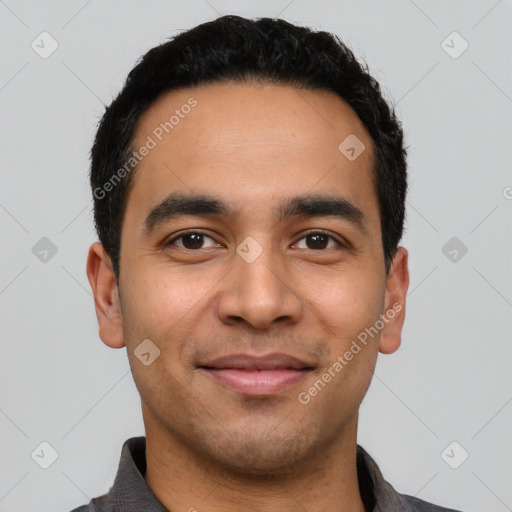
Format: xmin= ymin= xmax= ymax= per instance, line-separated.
xmin=301 ymin=269 xmax=384 ymax=345
xmin=307 ymin=273 xmax=383 ymax=409
xmin=120 ymin=263 xmax=220 ymax=371
xmin=120 ymin=269 xmax=202 ymax=407
xmin=123 ymin=264 xmax=201 ymax=326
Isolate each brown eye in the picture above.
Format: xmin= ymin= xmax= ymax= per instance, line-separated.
xmin=166 ymin=232 xmax=217 ymax=250
xmin=294 ymin=232 xmax=343 ymax=250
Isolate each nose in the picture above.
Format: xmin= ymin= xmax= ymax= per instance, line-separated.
xmin=216 ymin=242 xmax=303 ymax=330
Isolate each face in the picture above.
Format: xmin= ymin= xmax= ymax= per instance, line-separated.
xmin=87 ymin=82 xmax=409 ymax=475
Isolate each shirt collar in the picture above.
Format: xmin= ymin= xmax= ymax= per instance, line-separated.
xmin=105 ymin=436 xmax=167 ymax=511
xmin=99 ymin=437 xmax=412 ymax=512
xmin=356 ymin=444 xmax=411 ymax=511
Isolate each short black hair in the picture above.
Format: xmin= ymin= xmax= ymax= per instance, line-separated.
xmin=90 ymin=15 xmax=407 ymax=279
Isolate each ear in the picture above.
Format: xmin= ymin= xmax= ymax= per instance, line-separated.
xmin=86 ymin=242 xmax=125 ymax=348
xmin=378 ymin=246 xmax=409 ymax=355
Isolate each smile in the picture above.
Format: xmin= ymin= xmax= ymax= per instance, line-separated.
xmin=197 ymin=352 xmax=315 ymax=396
xmin=200 ymin=368 xmax=312 ymax=396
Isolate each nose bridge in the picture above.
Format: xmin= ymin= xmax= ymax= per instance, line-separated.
xmin=216 ymin=236 xmax=303 ymax=329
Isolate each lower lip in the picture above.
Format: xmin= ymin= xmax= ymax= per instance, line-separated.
xmin=200 ymin=368 xmax=311 ymax=396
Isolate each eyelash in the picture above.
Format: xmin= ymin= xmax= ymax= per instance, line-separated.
xmin=165 ymin=230 xmax=346 ymax=251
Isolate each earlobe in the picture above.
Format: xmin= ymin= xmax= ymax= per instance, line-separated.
xmin=86 ymin=242 xmax=126 ymax=348
xmin=378 ymin=247 xmax=409 ymax=355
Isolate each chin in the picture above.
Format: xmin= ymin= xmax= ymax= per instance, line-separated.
xmin=191 ymin=423 xmax=320 ymax=478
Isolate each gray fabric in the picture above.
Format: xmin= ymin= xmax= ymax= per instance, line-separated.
xmin=68 ymin=437 xmax=461 ymax=512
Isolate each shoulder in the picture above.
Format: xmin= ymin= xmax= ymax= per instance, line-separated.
xmin=356 ymin=444 xmax=463 ymax=512
xmin=66 ymin=498 xmax=116 ymax=512
xmin=400 ymin=493 xmax=463 ymax=511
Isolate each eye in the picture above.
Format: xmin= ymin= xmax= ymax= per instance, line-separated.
xmin=165 ymin=231 xmax=219 ymax=250
xmin=164 ymin=230 xmax=345 ymax=251
xmin=294 ymin=231 xmax=344 ymax=250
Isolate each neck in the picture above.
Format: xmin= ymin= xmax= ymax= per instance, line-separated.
xmin=143 ymin=412 xmax=366 ymax=512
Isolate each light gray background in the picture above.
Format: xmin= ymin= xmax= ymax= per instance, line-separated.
xmin=1 ymin=1 xmax=511 ymax=511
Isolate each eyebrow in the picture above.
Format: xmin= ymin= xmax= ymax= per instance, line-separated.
xmin=143 ymin=191 xmax=368 ymax=235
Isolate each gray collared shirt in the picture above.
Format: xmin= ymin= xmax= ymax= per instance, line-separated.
xmin=68 ymin=437 xmax=461 ymax=512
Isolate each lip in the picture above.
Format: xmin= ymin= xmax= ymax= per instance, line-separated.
xmin=199 ymin=352 xmax=313 ymax=370
xmin=197 ymin=352 xmax=314 ymax=396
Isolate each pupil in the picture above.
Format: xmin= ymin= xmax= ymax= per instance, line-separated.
xmin=183 ymin=233 xmax=203 ymax=249
xmin=308 ymin=234 xmax=327 ymax=249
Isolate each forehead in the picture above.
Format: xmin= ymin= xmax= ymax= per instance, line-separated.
xmin=126 ymin=82 xmax=378 ymax=232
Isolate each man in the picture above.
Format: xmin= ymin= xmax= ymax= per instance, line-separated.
xmin=74 ymin=14 xmax=460 ymax=512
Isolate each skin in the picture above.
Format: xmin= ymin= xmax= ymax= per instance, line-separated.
xmin=87 ymin=82 xmax=409 ymax=512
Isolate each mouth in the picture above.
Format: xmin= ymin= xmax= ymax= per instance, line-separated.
xmin=197 ymin=353 xmax=315 ymax=396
